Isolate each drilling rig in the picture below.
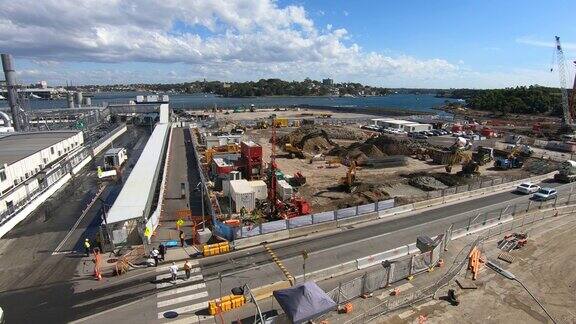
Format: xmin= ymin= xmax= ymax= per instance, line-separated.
xmin=552 ymin=36 xmax=576 ymax=134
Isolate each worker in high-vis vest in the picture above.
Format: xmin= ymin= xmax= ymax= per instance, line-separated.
xmin=84 ymin=238 xmax=91 ymax=256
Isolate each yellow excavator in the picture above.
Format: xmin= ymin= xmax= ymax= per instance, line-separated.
xmin=339 ymin=161 xmax=359 ymax=192
xmin=283 ymin=143 xmax=305 ymax=159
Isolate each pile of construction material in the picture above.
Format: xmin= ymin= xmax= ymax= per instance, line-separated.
xmin=408 ymin=176 xmax=448 ymax=191
xmin=279 ymin=125 xmax=367 ymax=153
xmin=330 ymin=135 xmax=429 ymax=164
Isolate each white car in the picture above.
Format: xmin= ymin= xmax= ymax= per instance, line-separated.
xmin=532 ymin=188 xmax=558 ymax=201
xmin=516 ymin=182 xmax=540 ymax=194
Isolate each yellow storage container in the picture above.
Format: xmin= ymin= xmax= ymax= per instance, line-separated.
xmin=221 ymin=301 xmax=232 ymax=312
xmin=218 ymin=242 xmax=229 ymax=247
xmin=211 ymin=247 xmax=220 ymax=255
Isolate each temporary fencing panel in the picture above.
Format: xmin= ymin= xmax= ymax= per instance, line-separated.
xmin=389 ymin=258 xmax=412 ymax=283
xmin=288 ymin=214 xmax=313 ymax=228
xmin=312 ymin=211 xmax=335 ymax=223
xmin=444 ymin=187 xmax=457 ymax=196
xmin=357 ymin=203 xmax=376 ymax=215
xmin=411 ymin=252 xmax=431 ymax=274
xmin=336 ymin=206 xmax=357 ymax=219
xmin=378 ymin=199 xmax=395 ymax=210
xmin=260 ymin=220 xmax=287 ymax=234
xmin=362 ymin=268 xmax=389 ymax=294
xmin=213 ymin=220 xmax=235 ymax=241
xmin=240 ymin=224 xmax=262 ymax=237
xmin=336 ymin=277 xmax=364 ymax=303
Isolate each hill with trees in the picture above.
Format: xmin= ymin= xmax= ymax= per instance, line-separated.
xmin=437 ymin=86 xmax=565 ymax=116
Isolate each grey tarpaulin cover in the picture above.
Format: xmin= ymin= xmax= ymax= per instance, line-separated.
xmin=273 ymin=281 xmax=337 ymax=324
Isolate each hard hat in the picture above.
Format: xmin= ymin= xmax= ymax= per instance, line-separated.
xmin=85 ymin=238 xmax=89 ymax=241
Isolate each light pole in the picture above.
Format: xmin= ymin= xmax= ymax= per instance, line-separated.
xmin=302 ymin=250 xmax=308 ymax=283
xmin=195 ymin=182 xmax=206 ymax=231
xmin=487 ymin=260 xmax=558 ymax=324
xmin=232 ymin=284 xmax=265 ymax=324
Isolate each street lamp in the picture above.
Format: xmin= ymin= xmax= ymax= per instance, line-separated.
xmin=486 ymin=260 xmax=557 ymax=324
xmin=195 ymin=182 xmax=206 ymax=231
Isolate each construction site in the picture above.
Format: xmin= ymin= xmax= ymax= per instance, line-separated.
xmin=193 ymin=106 xmax=561 ymax=225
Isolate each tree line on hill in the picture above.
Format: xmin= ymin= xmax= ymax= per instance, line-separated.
xmin=437 ymin=86 xmax=566 ymax=116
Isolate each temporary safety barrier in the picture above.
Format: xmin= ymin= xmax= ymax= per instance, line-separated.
xmin=208 ymin=294 xmax=246 ymax=315
xmin=203 ymin=242 xmax=230 ymax=257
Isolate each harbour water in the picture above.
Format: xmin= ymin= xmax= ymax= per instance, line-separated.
xmin=0 ymin=92 xmax=458 ymax=113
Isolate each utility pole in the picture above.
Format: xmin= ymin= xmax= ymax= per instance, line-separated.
xmin=302 ymin=250 xmax=308 ymax=282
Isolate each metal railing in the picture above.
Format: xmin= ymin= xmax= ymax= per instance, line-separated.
xmin=0 ymin=148 xmax=91 ymax=225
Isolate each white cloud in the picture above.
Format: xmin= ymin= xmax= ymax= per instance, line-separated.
xmin=0 ymin=0 xmax=458 ymax=86
xmin=343 ymin=10 xmax=349 ymax=16
xmin=516 ymin=36 xmax=576 ymax=51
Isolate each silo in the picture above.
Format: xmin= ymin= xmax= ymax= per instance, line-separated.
xmin=75 ymin=92 xmax=83 ymax=107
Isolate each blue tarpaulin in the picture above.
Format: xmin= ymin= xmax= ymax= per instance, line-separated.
xmin=273 ymin=282 xmax=337 ymax=324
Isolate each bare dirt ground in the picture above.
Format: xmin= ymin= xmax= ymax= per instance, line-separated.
xmin=213 ymin=107 xmax=376 ymax=122
xmin=384 ymin=214 xmax=576 ymax=324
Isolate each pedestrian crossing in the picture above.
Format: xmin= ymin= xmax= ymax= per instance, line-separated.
xmin=155 ymin=260 xmax=212 ymax=323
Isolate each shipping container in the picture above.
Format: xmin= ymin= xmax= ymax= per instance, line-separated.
xmin=230 ymin=180 xmax=256 ymax=212
xmin=241 ymin=141 xmax=262 ymax=159
xmin=248 ymin=180 xmax=267 ymax=200
xmin=276 ymin=179 xmax=293 ymax=200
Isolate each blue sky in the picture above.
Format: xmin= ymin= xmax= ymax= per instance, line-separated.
xmin=2 ymin=0 xmax=575 ymax=88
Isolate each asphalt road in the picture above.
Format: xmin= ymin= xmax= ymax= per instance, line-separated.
xmin=0 ymin=125 xmax=151 ymax=324
xmin=199 ymin=177 xmax=570 ymax=298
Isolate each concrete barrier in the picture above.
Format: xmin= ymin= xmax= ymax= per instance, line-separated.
xmin=378 ymin=204 xmax=414 ymax=218
xmin=293 ymin=260 xmax=357 ymax=282
xmin=233 ymin=230 xmax=290 ymax=250
xmin=338 ymin=212 xmax=378 ymax=227
xmin=356 ymin=243 xmax=419 ymax=270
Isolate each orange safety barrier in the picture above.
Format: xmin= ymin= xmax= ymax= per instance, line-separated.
xmin=468 ymin=247 xmax=483 ymax=280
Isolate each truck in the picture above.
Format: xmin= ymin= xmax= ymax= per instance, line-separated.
xmin=494 ymin=157 xmax=523 ymax=170
xmin=554 ymin=160 xmax=576 ymax=183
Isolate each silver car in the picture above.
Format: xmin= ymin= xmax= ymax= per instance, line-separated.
xmin=516 ymin=182 xmax=540 ymax=194
xmin=532 ymin=188 xmax=557 ymax=201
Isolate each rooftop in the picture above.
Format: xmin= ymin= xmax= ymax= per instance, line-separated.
xmin=0 ymin=131 xmax=80 ymax=166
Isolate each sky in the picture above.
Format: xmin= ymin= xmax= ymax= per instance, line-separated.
xmin=0 ymin=0 xmax=575 ymax=88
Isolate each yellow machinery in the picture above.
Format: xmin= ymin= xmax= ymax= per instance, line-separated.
xmin=204 ymin=144 xmax=240 ymax=162
xmin=326 ymin=157 xmax=341 ymax=168
xmin=273 ymin=118 xmax=289 ymax=127
xmin=283 ymin=143 xmax=305 ymax=159
xmin=339 ymin=161 xmax=358 ymax=192
xmin=445 ymin=150 xmax=478 ymax=175
xmin=256 ymin=121 xmax=268 ymax=129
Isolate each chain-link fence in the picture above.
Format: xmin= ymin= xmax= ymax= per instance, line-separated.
xmin=333 ymin=191 xmax=576 ymax=323
xmin=405 ymin=174 xmax=528 ymax=204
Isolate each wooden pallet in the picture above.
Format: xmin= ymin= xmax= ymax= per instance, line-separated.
xmin=498 ymin=252 xmax=516 ymax=264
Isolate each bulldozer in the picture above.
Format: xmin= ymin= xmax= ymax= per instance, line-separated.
xmin=339 ymin=161 xmax=360 ymax=192
xmin=283 ymin=143 xmax=305 ymax=159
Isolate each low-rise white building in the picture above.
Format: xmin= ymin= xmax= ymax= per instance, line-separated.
xmin=0 ymin=131 xmax=84 ymax=215
xmin=371 ymin=118 xmax=432 ymax=133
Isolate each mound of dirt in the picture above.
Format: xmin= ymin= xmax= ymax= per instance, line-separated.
xmin=279 ymin=125 xmax=368 ymax=154
xmin=523 ymin=158 xmax=559 ymax=175
xmin=330 ymin=134 xmax=429 ymax=161
xmin=408 ymin=176 xmax=448 ymax=191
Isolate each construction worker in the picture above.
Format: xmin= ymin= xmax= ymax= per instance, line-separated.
xmin=179 ymin=230 xmax=185 ymax=247
xmin=84 ymin=238 xmax=91 ymax=257
xmin=183 ymin=260 xmax=192 ymax=280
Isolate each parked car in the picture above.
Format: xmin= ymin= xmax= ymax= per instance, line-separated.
xmin=532 ymin=187 xmax=558 ymax=201
xmin=409 ymin=132 xmax=428 ymax=139
xmin=516 ymin=182 xmax=540 ymax=194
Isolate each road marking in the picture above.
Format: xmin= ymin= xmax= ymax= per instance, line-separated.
xmin=156 ymin=260 xmax=198 ymax=272
xmin=52 ymin=185 xmax=107 ymax=255
xmin=156 ymin=268 xmax=199 ymax=281
xmin=157 ymin=291 xmax=208 ymax=308
xmin=157 ymin=301 xmax=207 ymax=319
xmin=156 ymin=275 xmax=204 ymax=289
xmin=157 ymin=283 xmax=206 ymax=298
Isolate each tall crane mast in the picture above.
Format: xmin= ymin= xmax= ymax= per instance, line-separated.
xmin=553 ymin=36 xmax=573 ymax=125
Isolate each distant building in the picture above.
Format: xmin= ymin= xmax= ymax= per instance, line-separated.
xmin=322 ymin=78 xmax=334 ymax=86
xmin=372 ymin=118 xmax=432 ymax=133
xmin=37 ymin=81 xmax=48 ymax=89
